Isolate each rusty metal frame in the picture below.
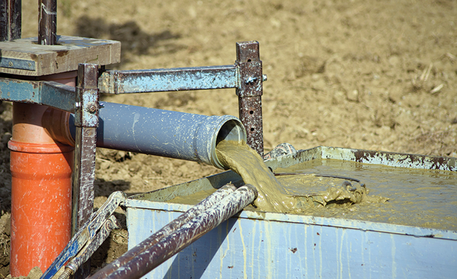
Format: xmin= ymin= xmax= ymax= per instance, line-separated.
xmin=0 ymin=40 xmax=266 ymax=276
xmin=1 ymin=0 xmax=265 ymax=276
xmin=98 ymin=41 xmax=265 ymax=155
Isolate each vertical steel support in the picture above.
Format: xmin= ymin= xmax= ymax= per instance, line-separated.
xmin=236 ymin=41 xmax=264 ymax=156
xmin=72 ymin=64 xmax=99 ymax=278
xmin=38 ymin=0 xmax=56 ymax=45
xmin=0 ymin=0 xmax=21 ymax=41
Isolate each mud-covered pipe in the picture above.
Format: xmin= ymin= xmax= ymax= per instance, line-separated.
xmin=45 ymin=102 xmax=246 ymax=169
xmin=89 ymin=184 xmax=237 ymax=279
xmin=89 ymin=184 xmax=258 ymax=279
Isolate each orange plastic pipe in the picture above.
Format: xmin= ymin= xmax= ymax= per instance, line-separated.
xmin=9 ymin=72 xmax=76 ymax=276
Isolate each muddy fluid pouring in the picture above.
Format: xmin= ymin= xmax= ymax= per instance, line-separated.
xmin=216 ymin=140 xmax=295 ymax=213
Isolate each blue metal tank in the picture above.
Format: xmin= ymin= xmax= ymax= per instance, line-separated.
xmin=126 ymin=146 xmax=457 ymax=279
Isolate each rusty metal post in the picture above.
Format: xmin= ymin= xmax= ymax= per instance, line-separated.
xmin=38 ymin=0 xmax=57 ymax=45
xmin=0 ymin=0 xmax=21 ymax=41
xmin=236 ymin=41 xmax=264 ymax=156
xmin=72 ymin=63 xmax=99 ymax=278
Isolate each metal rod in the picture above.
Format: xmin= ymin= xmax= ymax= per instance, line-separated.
xmin=0 ymin=1 xmax=8 ymax=41
xmin=0 ymin=0 xmax=21 ymax=41
xmin=59 ymin=216 xmax=120 ymax=279
xmin=41 ymin=191 xmax=125 ymax=279
xmin=89 ymin=184 xmax=258 ymax=279
xmin=235 ymin=41 xmax=264 ymax=156
xmin=89 ymin=184 xmax=238 ymax=279
xmin=38 ymin=0 xmax=56 ymax=45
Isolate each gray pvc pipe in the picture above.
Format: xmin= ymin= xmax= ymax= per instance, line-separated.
xmin=69 ymin=102 xmax=246 ymax=169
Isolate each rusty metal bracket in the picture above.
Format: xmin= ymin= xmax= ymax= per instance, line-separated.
xmin=235 ymin=41 xmax=264 ymax=156
xmin=0 ymin=40 xmax=267 ymax=275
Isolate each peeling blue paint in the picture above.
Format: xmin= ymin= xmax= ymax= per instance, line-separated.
xmin=98 ymin=65 xmax=238 ymax=94
xmin=0 ymin=78 xmax=75 ymax=112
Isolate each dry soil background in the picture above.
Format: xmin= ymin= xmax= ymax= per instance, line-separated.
xmin=0 ymin=0 xmax=456 ymax=276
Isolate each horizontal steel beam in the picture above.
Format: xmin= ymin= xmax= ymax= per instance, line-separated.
xmin=0 ymin=77 xmax=75 ymax=112
xmin=98 ymin=65 xmax=239 ymax=94
xmin=0 ymin=64 xmax=242 ymax=107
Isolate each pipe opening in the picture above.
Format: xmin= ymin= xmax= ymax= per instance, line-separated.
xmin=216 ymin=119 xmax=246 ymax=145
xmin=212 ymin=118 xmax=246 ymax=169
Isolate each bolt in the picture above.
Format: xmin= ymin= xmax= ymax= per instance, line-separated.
xmin=75 ymin=102 xmax=81 ymax=109
xmin=262 ymin=74 xmax=267 ymax=82
xmin=245 ymin=76 xmax=258 ymax=84
xmin=87 ymin=104 xmax=97 ymax=113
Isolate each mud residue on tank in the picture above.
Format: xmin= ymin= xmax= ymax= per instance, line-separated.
xmin=274 ymin=173 xmax=388 ymax=215
xmin=274 ymin=159 xmax=457 ymax=231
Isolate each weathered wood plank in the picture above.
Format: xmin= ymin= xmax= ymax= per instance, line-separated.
xmin=0 ymin=35 xmax=121 ymax=76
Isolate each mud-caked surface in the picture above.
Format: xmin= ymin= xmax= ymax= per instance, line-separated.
xmin=1 ymin=0 xmax=456 ymax=276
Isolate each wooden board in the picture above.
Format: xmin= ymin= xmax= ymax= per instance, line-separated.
xmin=0 ymin=36 xmax=121 ymax=76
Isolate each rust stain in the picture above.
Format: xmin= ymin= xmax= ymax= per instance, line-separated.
xmin=56 ymin=50 xmax=69 ymax=57
xmin=430 ymin=156 xmax=447 ymax=170
xmin=353 ymin=148 xmax=456 ymax=171
xmin=354 ymin=150 xmax=370 ymax=162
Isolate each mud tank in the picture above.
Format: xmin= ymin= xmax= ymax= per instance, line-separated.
xmin=126 ymin=146 xmax=457 ymax=279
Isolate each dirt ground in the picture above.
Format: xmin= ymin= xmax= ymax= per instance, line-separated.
xmin=1 ymin=0 xmax=456 ymax=276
